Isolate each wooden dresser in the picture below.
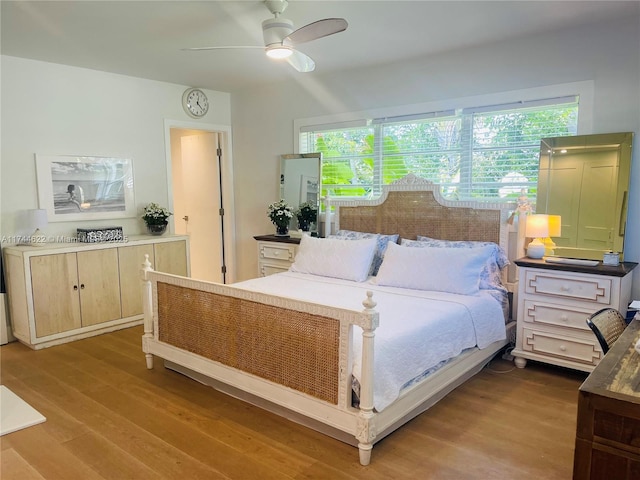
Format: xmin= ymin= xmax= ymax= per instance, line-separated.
xmin=254 ymin=235 xmax=300 ymax=277
xmin=3 ymin=235 xmax=189 ymax=349
xmin=573 ymin=317 xmax=640 ymax=479
xmin=512 ymin=258 xmax=637 ymax=372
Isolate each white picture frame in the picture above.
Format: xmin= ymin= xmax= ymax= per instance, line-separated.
xmin=35 ymin=154 xmax=135 ymax=222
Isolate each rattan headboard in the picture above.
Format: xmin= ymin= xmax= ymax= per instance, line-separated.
xmin=330 ymin=174 xmax=515 ymax=252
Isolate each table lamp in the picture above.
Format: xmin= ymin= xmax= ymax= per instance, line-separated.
xmin=26 ymin=209 xmax=48 ymax=246
xmin=525 ymin=214 xmax=548 ymax=259
xmin=544 ymin=215 xmax=562 ymax=256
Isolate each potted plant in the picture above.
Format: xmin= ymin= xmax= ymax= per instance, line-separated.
xmin=267 ymin=199 xmax=293 ymax=236
xmin=295 ymin=201 xmax=317 ymax=232
xmin=142 ymin=202 xmax=172 ymax=235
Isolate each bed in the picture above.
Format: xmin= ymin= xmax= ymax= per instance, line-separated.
xmin=141 ymin=174 xmax=516 ymax=465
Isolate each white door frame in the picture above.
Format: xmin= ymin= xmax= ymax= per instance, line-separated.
xmin=163 ymin=119 xmax=236 ymax=283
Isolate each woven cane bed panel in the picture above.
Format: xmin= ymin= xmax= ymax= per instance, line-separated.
xmin=156 ymin=282 xmax=340 ymax=404
xmin=339 ymin=191 xmax=501 ymax=244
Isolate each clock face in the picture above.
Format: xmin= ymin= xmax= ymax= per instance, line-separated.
xmin=183 ymin=88 xmax=209 ymax=118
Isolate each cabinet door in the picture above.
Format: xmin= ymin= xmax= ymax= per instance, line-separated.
xmin=118 ymin=244 xmax=155 ymax=318
xmin=77 ymin=249 xmax=122 ymax=327
xmin=30 ymin=253 xmax=82 ymax=337
xmin=154 ymin=240 xmax=188 ymax=276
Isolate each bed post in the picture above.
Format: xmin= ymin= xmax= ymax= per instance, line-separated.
xmin=322 ymin=195 xmax=333 ymax=237
xmin=356 ymin=291 xmax=379 ymax=466
xmin=141 ymin=254 xmax=154 ymax=369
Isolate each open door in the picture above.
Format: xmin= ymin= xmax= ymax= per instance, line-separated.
xmin=171 ymin=129 xmax=227 ymax=283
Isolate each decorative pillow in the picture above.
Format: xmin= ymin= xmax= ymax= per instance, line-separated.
xmin=290 ymin=235 xmax=377 ymax=282
xmin=331 ymin=230 xmax=400 ymax=276
xmin=375 ymin=242 xmax=494 ymax=295
xmin=407 ymin=236 xmax=509 ymax=292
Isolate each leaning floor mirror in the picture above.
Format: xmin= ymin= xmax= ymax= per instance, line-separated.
xmin=537 ymin=132 xmax=632 ymax=261
xmin=280 ymin=153 xmax=321 ymax=236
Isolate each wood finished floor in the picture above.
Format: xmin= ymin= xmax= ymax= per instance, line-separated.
xmin=1 ymin=326 xmax=587 ymax=479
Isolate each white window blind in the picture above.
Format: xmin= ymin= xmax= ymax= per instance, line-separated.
xmin=300 ymin=96 xmax=578 ymax=202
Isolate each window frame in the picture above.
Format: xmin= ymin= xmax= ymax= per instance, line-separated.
xmin=294 ymin=81 xmax=594 ymax=202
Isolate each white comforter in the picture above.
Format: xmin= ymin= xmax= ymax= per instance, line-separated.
xmin=233 ymin=272 xmax=506 ymax=411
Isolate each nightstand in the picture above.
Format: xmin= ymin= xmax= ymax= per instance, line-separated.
xmin=512 ymin=258 xmax=637 ymax=372
xmin=254 ymin=235 xmax=300 ymax=277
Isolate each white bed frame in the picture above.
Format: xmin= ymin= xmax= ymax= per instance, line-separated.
xmin=141 ymin=175 xmax=516 ymax=465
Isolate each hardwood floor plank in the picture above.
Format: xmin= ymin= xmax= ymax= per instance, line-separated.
xmin=0 ymin=326 xmax=585 ymax=479
xmin=61 ymin=431 xmax=163 ymax=480
xmin=0 ymin=448 xmax=47 ymax=480
xmin=2 ymin=425 xmax=106 ymax=479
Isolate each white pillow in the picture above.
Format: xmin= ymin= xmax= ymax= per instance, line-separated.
xmin=375 ymin=242 xmax=494 ymax=295
xmin=290 ymin=235 xmax=377 ymax=282
xmin=329 ymin=230 xmax=399 ymax=276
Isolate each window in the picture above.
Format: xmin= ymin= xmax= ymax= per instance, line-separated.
xmin=300 ymin=97 xmax=578 ymax=202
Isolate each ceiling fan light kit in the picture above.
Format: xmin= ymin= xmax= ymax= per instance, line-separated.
xmin=266 ymin=46 xmax=293 ymax=59
xmin=183 ymin=0 xmax=348 ymax=73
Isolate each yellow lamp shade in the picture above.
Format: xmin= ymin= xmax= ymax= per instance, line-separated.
xmin=547 ymin=215 xmax=562 ymax=237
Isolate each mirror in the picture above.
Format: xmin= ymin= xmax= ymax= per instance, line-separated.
xmin=537 ymin=132 xmax=632 ymax=260
xmin=280 ymin=153 xmax=321 ymax=235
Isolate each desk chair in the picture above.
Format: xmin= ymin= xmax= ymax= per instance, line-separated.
xmin=586 ymin=308 xmax=627 ymax=355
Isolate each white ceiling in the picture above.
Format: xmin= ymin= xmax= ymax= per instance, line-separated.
xmin=2 ymin=1 xmax=639 ymax=93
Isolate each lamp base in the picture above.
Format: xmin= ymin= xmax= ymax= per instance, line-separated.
xmin=18 ymin=228 xmax=47 ymax=247
xmin=544 ymin=237 xmax=556 ymax=256
xmin=526 ymin=238 xmax=546 ymax=259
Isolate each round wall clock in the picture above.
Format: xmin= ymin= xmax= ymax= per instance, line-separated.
xmin=182 ymin=88 xmax=209 ymax=118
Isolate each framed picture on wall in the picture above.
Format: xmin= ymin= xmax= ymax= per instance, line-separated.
xmin=35 ymin=154 xmax=135 ymax=222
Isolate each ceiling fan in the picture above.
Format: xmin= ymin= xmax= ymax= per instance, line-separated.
xmin=183 ymin=0 xmax=348 ymax=72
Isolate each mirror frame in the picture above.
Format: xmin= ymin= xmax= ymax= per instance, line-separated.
xmin=537 ymin=132 xmax=632 ymax=260
xmin=280 ymin=153 xmax=322 ymax=236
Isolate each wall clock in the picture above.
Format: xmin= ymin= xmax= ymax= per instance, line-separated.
xmin=182 ymin=88 xmax=209 ymax=118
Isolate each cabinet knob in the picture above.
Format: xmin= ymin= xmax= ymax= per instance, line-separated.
xmin=80 ymin=284 xmax=85 ymax=289
xmin=560 ymin=314 xmax=569 ymax=321
xmin=73 ymin=285 xmax=78 ymax=291
xmin=559 ymin=345 xmax=567 ymax=352
xmin=273 ymin=251 xmax=280 ymax=256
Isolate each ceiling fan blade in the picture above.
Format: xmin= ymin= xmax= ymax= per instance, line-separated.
xmin=286 ymin=49 xmax=315 ymax=72
xmin=284 ymin=18 xmax=347 ymax=45
xmin=181 ymin=46 xmax=264 ymax=51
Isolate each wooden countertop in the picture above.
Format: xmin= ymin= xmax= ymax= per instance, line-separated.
xmin=514 ymin=257 xmax=638 ymax=277
xmin=579 ymin=317 xmax=640 ymax=404
xmin=253 ymin=234 xmax=302 ymax=245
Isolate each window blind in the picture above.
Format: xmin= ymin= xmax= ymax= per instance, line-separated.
xmin=301 ymin=96 xmax=578 ymax=202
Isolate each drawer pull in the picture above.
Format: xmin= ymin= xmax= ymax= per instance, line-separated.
xmin=560 ymin=285 xmax=570 ymax=292
xmin=273 ymin=251 xmax=280 ymax=256
xmin=559 ymin=344 xmax=567 ymax=352
xmin=560 ymin=314 xmax=569 ymax=322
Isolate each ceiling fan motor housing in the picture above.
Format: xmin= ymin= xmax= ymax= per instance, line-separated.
xmin=262 ymin=17 xmax=294 ymax=46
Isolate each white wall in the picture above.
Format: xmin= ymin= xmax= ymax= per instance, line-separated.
xmin=2 ymin=16 xmax=639 ymax=299
xmin=1 ymin=56 xmax=231 ymax=240
xmin=231 ymin=16 xmax=640 ymax=299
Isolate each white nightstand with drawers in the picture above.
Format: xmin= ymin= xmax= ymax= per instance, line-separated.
xmin=512 ymin=258 xmax=637 ymax=372
xmin=254 ymin=235 xmax=300 ymax=277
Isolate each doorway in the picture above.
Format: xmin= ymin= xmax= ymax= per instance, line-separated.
xmin=166 ymin=122 xmax=235 ymax=283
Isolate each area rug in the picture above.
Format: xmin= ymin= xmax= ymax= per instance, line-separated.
xmin=0 ymin=385 xmax=46 ymax=436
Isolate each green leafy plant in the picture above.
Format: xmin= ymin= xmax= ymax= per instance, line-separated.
xmin=267 ymin=199 xmax=293 ymax=227
xmin=295 ymin=201 xmax=317 ymax=227
xmin=142 ymin=203 xmax=172 ymax=226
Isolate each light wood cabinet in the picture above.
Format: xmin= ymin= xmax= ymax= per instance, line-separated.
xmin=154 ymin=240 xmax=188 ymax=276
xmin=254 ymin=235 xmax=299 ymax=277
xmin=3 ymin=235 xmax=189 ymax=349
xmin=118 ymin=244 xmax=155 ymax=318
xmin=512 ymin=258 xmax=637 ymax=372
xmin=30 ymin=253 xmax=82 ymax=336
